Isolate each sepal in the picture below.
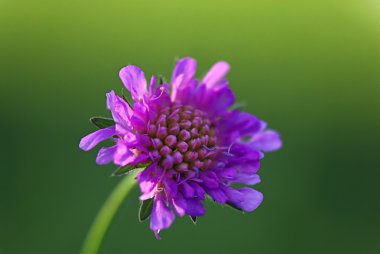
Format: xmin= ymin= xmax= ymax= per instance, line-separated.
xmin=111 ymin=164 xmax=149 ymax=177
xmin=226 ymin=202 xmax=244 ymax=213
xmin=90 ymin=116 xmax=115 ymax=129
xmin=139 ymin=198 xmax=154 ymax=222
xmin=121 ymin=88 xmax=134 ymax=107
xmin=189 ymin=216 xmax=197 ymax=225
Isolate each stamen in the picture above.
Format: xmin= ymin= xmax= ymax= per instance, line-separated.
xmin=222 ymin=151 xmax=234 ymax=157
xmin=222 ymin=143 xmax=235 ymax=157
xmin=227 ymin=143 xmax=234 ymax=154
xmin=151 ymin=86 xmax=165 ymax=101
xmin=203 ymin=145 xmax=216 ymax=151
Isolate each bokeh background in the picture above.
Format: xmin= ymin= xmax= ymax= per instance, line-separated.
xmin=1 ymin=0 xmax=380 ymax=253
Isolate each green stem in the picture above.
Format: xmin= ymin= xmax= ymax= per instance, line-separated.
xmin=80 ymin=172 xmax=138 ymax=254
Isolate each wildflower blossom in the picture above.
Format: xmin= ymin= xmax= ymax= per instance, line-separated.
xmin=79 ymin=57 xmax=281 ymax=238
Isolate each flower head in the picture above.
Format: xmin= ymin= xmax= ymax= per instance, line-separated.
xmin=79 ymin=57 xmax=282 ymax=238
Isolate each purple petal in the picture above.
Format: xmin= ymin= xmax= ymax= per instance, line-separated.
xmin=148 ymin=84 xmax=172 ymax=112
xmin=224 ymin=187 xmax=263 ymax=212
xmin=129 ymin=101 xmax=148 ymax=133
xmin=219 ymin=167 xmax=237 ymax=180
xmin=251 ymin=130 xmax=282 ymax=152
xmin=207 ymin=85 xmax=235 ymax=116
xmin=150 ymin=195 xmax=175 ymax=231
xmin=221 ymin=160 xmax=261 ymax=185
xmin=149 ymin=75 xmax=156 ymax=95
xmin=162 ymin=172 xmax=178 ymax=197
xmin=200 ymin=176 xmax=219 ymax=189
xmin=96 ymin=145 xmax=117 ymax=165
xmin=119 ymin=65 xmax=147 ymax=101
xmin=184 ymin=198 xmax=205 ymax=216
xmin=171 ymin=57 xmax=197 ymax=84
xmin=138 ymin=163 xmax=160 ymax=200
xmin=106 ymin=90 xmax=133 ymax=133
xmin=181 ymin=182 xmax=195 ymax=198
xmin=202 ymin=61 xmax=230 ymax=88
xmin=171 ymin=57 xmax=197 ymax=101
xmin=227 ymin=143 xmax=262 ymax=162
xmin=218 ymin=110 xmax=262 ymax=143
xmin=258 ymin=120 xmax=268 ymax=132
xmin=113 ymin=141 xmax=133 ymax=166
xmin=79 ymin=126 xmax=116 ymax=151
xmin=171 ymin=193 xmax=187 ymax=217
xmin=229 ymin=173 xmax=261 ymax=185
xmin=119 ymin=134 xmax=151 ymax=165
xmin=173 ymin=79 xmax=199 ymax=106
xmin=206 ymin=188 xmax=228 ymax=203
xmin=180 ymin=80 xmax=204 ymax=107
xmin=189 ymin=182 xmax=206 ymax=200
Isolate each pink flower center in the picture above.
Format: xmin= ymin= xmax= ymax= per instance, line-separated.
xmin=147 ymin=102 xmax=218 ymax=172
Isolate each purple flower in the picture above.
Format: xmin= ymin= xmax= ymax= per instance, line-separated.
xmin=79 ymin=57 xmax=282 ymax=238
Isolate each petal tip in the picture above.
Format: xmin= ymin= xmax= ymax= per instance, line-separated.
xmin=119 ymin=65 xmax=147 ymax=100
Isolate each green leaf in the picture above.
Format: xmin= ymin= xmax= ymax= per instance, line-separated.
xmin=226 ymin=202 xmax=244 ymax=212
xmin=90 ymin=116 xmax=115 ymax=129
xmin=111 ymin=164 xmax=147 ymax=177
xmin=139 ymin=198 xmax=154 ymax=222
xmin=121 ymin=88 xmax=133 ymax=107
xmin=189 ymin=216 xmax=197 ymax=224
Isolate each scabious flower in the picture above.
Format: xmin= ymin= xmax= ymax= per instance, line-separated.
xmin=79 ymin=57 xmax=282 ymax=239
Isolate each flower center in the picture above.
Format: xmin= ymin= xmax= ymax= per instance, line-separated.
xmin=147 ymin=102 xmax=218 ymax=172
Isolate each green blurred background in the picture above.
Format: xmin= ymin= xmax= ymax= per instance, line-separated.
xmin=1 ymin=0 xmax=380 ymax=253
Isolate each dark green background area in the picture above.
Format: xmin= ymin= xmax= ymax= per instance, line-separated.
xmin=1 ymin=0 xmax=380 ymax=253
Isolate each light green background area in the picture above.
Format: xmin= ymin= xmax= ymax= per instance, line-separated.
xmin=1 ymin=0 xmax=380 ymax=253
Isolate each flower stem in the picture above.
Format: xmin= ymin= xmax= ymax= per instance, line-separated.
xmin=80 ymin=172 xmax=138 ymax=254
